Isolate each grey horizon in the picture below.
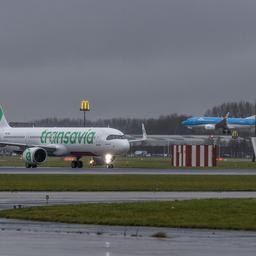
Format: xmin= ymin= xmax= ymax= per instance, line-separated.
xmin=0 ymin=0 xmax=256 ymax=122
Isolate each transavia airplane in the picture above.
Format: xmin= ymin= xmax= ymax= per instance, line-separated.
xmin=0 ymin=106 xmax=146 ymax=169
xmin=182 ymin=112 xmax=256 ymax=134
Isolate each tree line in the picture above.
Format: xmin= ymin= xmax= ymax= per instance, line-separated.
xmin=205 ymin=101 xmax=256 ymax=118
xmin=8 ymin=101 xmax=256 ymax=158
xmin=11 ymin=101 xmax=256 ymax=136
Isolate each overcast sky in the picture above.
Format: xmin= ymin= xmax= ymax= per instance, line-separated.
xmin=1 ymin=0 xmax=256 ymax=121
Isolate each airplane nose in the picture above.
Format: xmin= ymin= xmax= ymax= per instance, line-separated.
xmin=182 ymin=120 xmax=188 ymax=125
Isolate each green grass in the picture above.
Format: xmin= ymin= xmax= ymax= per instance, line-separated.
xmin=0 ymin=174 xmax=256 ymax=191
xmin=1 ymin=199 xmax=256 ymax=230
xmin=1 ymin=156 xmax=256 ymax=169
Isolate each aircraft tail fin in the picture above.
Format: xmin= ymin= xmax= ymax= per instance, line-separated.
xmin=142 ymin=123 xmax=147 ymax=140
xmin=246 ymin=115 xmax=256 ymax=119
xmin=128 ymin=123 xmax=147 ymax=144
xmin=0 ymin=105 xmax=10 ymax=128
xmin=224 ymin=112 xmax=230 ymax=118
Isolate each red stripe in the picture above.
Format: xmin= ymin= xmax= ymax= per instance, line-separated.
xmin=181 ymin=145 xmax=184 ymax=166
xmin=176 ymin=145 xmax=179 ymax=166
xmin=186 ymin=145 xmax=192 ymax=167
xmin=196 ymin=145 xmax=200 ymax=167
xmin=204 ymin=145 xmax=208 ymax=167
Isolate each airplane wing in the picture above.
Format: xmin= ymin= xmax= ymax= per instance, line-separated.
xmin=130 ymin=134 xmax=233 ymax=146
xmin=0 ymin=142 xmax=57 ymax=154
xmin=127 ymin=124 xmax=233 ymax=145
xmin=215 ymin=112 xmax=230 ymax=130
xmin=215 ymin=118 xmax=227 ymax=129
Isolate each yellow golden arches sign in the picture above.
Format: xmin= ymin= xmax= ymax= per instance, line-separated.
xmin=231 ymin=130 xmax=239 ymax=139
xmin=80 ymin=100 xmax=90 ymax=111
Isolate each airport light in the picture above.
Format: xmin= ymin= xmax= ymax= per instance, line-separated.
xmin=80 ymin=100 xmax=90 ymax=127
xmin=254 ymin=101 xmax=256 ymax=162
xmin=105 ymin=154 xmax=113 ymax=164
xmin=252 ymin=101 xmax=256 ymax=162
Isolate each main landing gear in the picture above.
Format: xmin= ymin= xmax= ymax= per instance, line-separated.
xmin=107 ymin=164 xmax=114 ymax=168
xmin=71 ymin=159 xmax=83 ymax=169
xmin=222 ymin=129 xmax=231 ymax=135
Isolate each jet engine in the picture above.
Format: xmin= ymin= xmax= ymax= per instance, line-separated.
xmin=23 ymin=147 xmax=48 ymax=167
xmin=204 ymin=124 xmax=216 ymax=130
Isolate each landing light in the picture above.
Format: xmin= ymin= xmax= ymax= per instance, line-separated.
xmin=105 ymin=154 xmax=113 ymax=164
xmin=89 ymin=159 xmax=95 ymax=166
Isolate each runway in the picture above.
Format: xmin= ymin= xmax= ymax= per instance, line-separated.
xmin=0 ymin=218 xmax=255 ymax=256
xmin=0 ymin=168 xmax=256 ymax=255
xmin=0 ymin=191 xmax=256 ymax=210
xmin=0 ymin=167 xmax=256 ymax=175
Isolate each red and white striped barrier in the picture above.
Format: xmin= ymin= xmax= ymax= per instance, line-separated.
xmin=172 ymin=145 xmax=217 ymax=167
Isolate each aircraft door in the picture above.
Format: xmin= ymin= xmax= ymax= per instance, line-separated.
xmin=0 ymin=128 xmax=4 ymax=142
xmin=25 ymin=133 xmax=30 ymax=146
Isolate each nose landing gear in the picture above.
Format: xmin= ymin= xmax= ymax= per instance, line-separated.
xmin=105 ymin=154 xmax=114 ymax=168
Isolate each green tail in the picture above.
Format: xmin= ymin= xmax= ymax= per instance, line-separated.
xmin=0 ymin=105 xmax=10 ymax=128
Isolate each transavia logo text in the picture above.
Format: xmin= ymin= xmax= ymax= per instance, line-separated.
xmin=40 ymin=130 xmax=96 ymax=145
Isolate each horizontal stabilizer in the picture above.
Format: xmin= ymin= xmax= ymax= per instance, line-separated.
xmin=246 ymin=115 xmax=256 ymax=119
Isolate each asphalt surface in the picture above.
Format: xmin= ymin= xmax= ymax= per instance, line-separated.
xmin=0 ymin=191 xmax=256 ymax=210
xmin=0 ymin=219 xmax=255 ymax=256
xmin=0 ymin=167 xmax=256 ymax=175
xmin=0 ymin=167 xmax=256 ymax=255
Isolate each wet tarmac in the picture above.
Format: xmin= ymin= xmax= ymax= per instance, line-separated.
xmin=0 ymin=167 xmax=255 ymax=255
xmin=0 ymin=191 xmax=256 ymax=210
xmin=0 ymin=218 xmax=255 ymax=256
xmin=0 ymin=167 xmax=256 ymax=175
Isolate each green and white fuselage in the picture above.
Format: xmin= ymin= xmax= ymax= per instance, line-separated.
xmin=0 ymin=106 xmax=130 ymax=168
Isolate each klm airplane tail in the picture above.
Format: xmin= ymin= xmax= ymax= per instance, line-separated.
xmin=0 ymin=105 xmax=10 ymax=128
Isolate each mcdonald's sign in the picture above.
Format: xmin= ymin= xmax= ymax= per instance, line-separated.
xmin=80 ymin=100 xmax=90 ymax=111
xmin=231 ymin=130 xmax=239 ymax=139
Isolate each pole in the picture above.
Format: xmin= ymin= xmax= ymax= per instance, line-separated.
xmin=83 ymin=111 xmax=86 ymax=127
xmin=253 ymin=101 xmax=256 ymax=162
xmin=255 ymin=101 xmax=256 ymax=137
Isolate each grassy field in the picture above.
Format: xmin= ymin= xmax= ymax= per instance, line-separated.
xmin=0 ymin=155 xmax=256 ymax=169
xmin=0 ymin=174 xmax=256 ymax=191
xmin=1 ymin=199 xmax=256 ymax=231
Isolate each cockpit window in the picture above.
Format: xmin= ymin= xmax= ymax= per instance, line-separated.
xmin=106 ymin=134 xmax=126 ymax=140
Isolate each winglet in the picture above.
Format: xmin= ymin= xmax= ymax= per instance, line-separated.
xmin=127 ymin=123 xmax=148 ymax=144
xmin=142 ymin=123 xmax=147 ymax=140
xmin=0 ymin=105 xmax=10 ymax=128
xmin=224 ymin=112 xmax=230 ymax=119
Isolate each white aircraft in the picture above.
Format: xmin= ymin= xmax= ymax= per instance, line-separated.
xmin=0 ymin=106 xmax=146 ymax=168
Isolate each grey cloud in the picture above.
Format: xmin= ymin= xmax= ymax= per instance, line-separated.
xmin=0 ymin=0 xmax=256 ymax=122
